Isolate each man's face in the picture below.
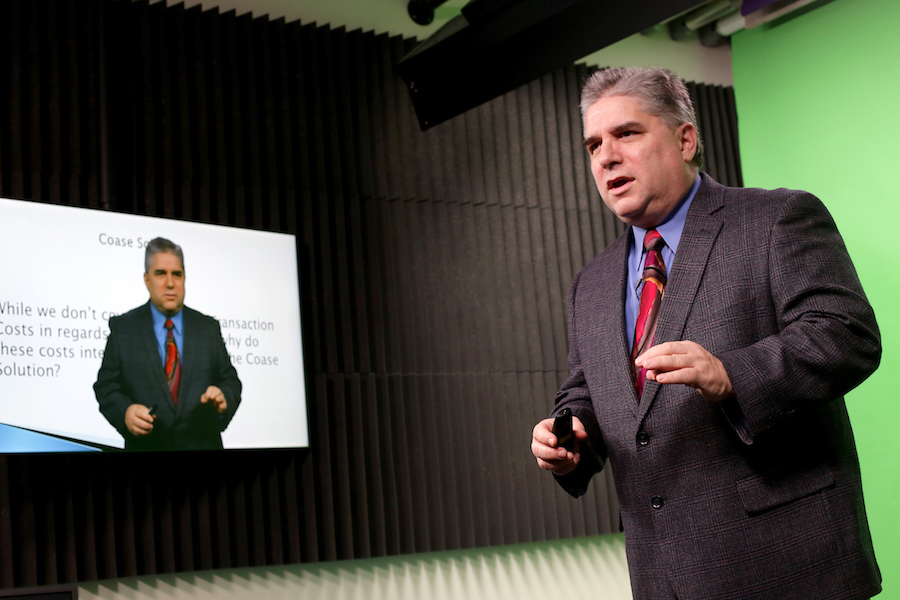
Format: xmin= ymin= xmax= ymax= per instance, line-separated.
xmin=144 ymin=251 xmax=185 ymax=317
xmin=583 ymin=94 xmax=697 ymax=229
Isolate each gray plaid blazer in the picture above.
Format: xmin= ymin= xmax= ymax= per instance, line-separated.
xmin=554 ymin=174 xmax=881 ymax=600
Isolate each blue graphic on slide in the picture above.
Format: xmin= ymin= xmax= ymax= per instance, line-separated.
xmin=0 ymin=423 xmax=102 ymax=453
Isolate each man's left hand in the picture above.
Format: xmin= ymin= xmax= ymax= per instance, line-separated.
xmin=635 ymin=340 xmax=733 ymax=402
xmin=200 ymin=385 xmax=228 ymax=414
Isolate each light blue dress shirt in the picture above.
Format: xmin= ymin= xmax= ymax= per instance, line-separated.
xmin=624 ymin=174 xmax=701 ymax=352
xmin=149 ymin=303 xmax=184 ymax=368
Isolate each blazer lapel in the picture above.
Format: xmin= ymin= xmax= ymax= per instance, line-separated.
xmin=636 ymin=174 xmax=725 ymax=421
xmin=581 ymin=231 xmax=643 ymax=416
xmin=179 ymin=308 xmax=195 ymax=409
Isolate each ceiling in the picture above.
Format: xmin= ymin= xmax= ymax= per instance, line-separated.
xmin=159 ymin=0 xmax=469 ymax=40
xmin=156 ymin=0 xmax=734 ymax=86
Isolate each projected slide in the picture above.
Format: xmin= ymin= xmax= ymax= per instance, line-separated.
xmin=0 ymin=197 xmax=309 ymax=452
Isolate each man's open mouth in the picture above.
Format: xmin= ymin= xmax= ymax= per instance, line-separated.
xmin=608 ymin=177 xmax=632 ymax=190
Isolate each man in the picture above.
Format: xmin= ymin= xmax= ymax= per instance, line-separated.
xmin=95 ymin=237 xmax=241 ymax=451
xmin=531 ymin=68 xmax=881 ymax=599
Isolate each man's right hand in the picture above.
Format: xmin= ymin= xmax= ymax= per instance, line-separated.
xmin=532 ymin=415 xmax=588 ymax=476
xmin=125 ymin=404 xmax=155 ymax=436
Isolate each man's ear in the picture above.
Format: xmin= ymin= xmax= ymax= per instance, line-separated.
xmin=677 ymin=122 xmax=698 ymax=163
xmin=144 ymin=271 xmax=150 ymax=291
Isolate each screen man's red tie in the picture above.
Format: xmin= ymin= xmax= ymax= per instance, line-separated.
xmin=165 ymin=318 xmax=181 ymax=405
xmin=631 ymin=230 xmax=667 ymax=397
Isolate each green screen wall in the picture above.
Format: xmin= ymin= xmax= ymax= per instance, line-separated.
xmin=732 ymin=0 xmax=900 ymax=596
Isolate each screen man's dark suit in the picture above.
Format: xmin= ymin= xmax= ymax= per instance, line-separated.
xmin=554 ymin=174 xmax=881 ymax=599
xmin=95 ymin=302 xmax=241 ymax=451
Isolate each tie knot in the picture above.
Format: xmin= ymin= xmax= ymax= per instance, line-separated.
xmin=644 ymin=229 xmax=666 ymax=253
xmin=165 ymin=319 xmax=174 ymax=330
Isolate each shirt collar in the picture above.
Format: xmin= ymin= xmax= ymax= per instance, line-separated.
xmin=150 ymin=302 xmax=183 ymax=333
xmin=631 ymin=173 xmax=701 ymax=255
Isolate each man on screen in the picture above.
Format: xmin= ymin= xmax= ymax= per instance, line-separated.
xmin=94 ymin=237 xmax=241 ymax=451
xmin=530 ymin=68 xmax=881 ymax=598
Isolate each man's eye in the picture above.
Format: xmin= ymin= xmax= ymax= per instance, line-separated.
xmin=588 ymin=142 xmax=600 ymax=154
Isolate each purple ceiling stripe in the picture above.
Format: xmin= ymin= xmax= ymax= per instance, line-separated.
xmin=741 ymin=0 xmax=783 ymax=16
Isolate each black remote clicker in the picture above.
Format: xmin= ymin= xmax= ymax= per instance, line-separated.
xmin=552 ymin=407 xmax=575 ymax=452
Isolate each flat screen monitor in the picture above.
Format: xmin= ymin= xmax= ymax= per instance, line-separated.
xmin=0 ymin=197 xmax=309 ymax=452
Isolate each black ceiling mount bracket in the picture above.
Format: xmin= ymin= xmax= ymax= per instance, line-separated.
xmin=408 ymin=0 xmax=450 ymax=26
xmin=397 ymin=0 xmax=709 ymax=130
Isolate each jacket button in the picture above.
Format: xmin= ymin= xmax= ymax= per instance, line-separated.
xmin=651 ymin=496 xmax=664 ymax=509
xmin=636 ymin=432 xmax=650 ymax=446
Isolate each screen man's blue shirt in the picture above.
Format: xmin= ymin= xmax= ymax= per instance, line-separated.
xmin=150 ymin=303 xmax=184 ymax=367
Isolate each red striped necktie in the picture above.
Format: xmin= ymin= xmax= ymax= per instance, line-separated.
xmin=165 ymin=318 xmax=181 ymax=405
xmin=631 ymin=229 xmax=667 ymax=397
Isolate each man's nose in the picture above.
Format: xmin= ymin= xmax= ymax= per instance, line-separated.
xmin=597 ymin=140 xmax=621 ymax=169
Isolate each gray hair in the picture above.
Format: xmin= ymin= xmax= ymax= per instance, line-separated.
xmin=580 ymin=67 xmax=703 ymax=169
xmin=144 ymin=237 xmax=185 ymax=273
